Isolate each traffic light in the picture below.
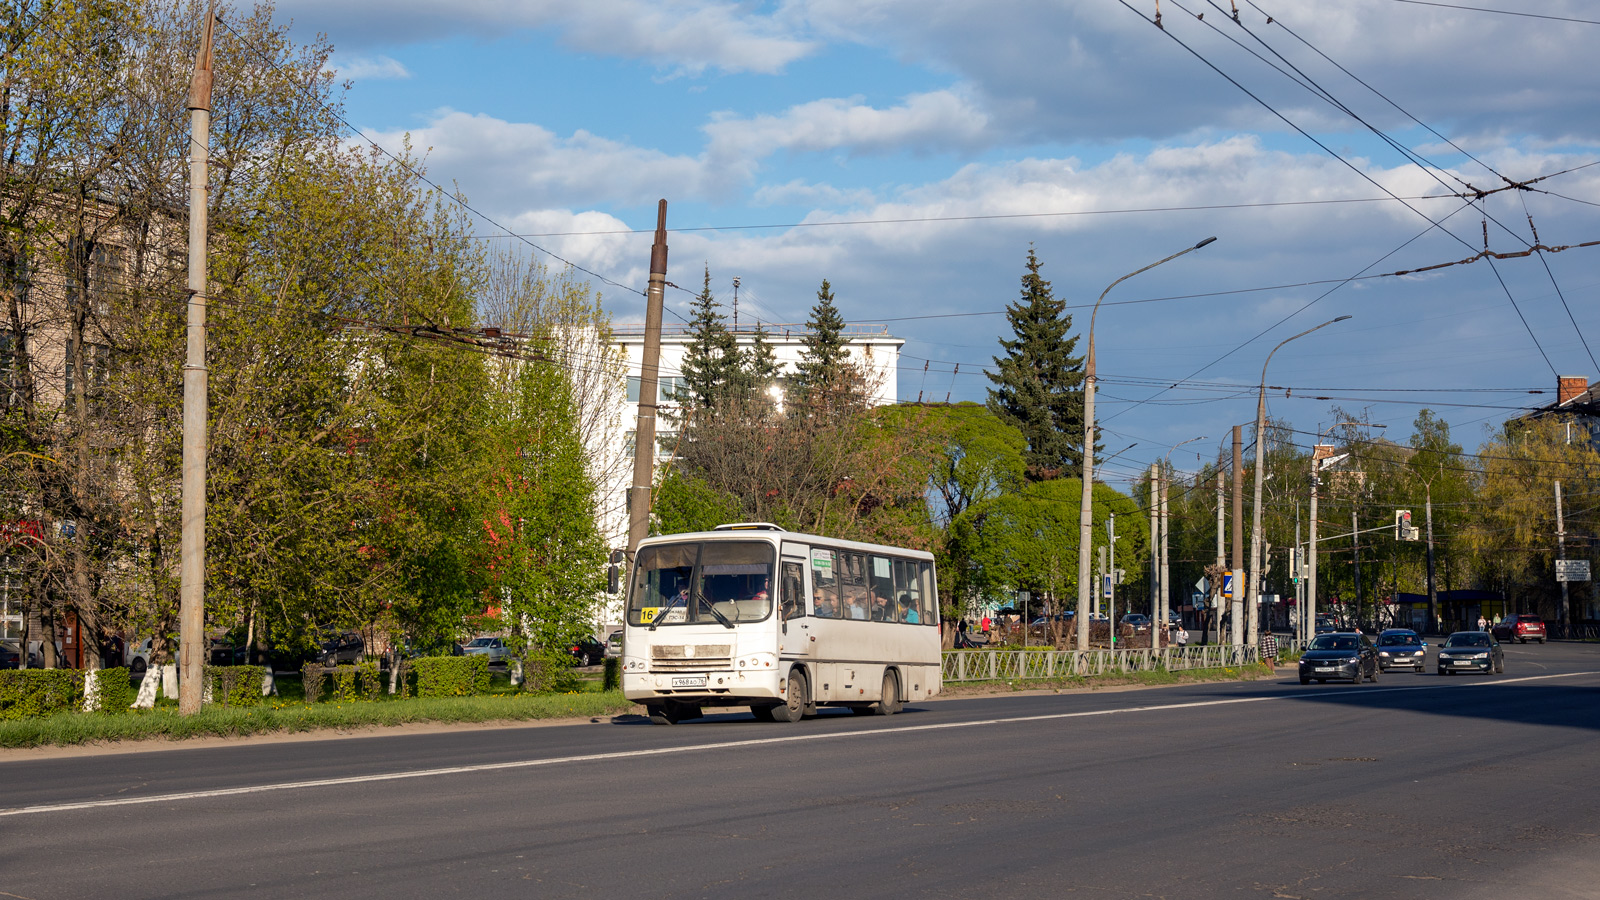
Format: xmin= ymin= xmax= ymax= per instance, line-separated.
xmin=1395 ymin=509 xmax=1413 ymax=540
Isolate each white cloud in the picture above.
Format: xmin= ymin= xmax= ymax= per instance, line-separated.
xmin=329 ymin=55 xmax=411 ymax=80
xmin=360 ymin=109 xmax=730 ymax=212
xmin=276 ymin=0 xmax=815 ymax=74
xmin=705 ymin=89 xmax=992 ymax=160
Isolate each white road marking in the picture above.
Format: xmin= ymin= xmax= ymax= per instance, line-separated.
xmin=4 ymin=670 xmax=1595 ymax=818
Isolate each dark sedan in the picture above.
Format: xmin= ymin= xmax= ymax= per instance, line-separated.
xmin=1298 ymin=632 xmax=1379 ymax=684
xmin=1375 ymin=629 xmax=1427 ymax=672
xmin=1437 ymin=631 xmax=1503 ymax=675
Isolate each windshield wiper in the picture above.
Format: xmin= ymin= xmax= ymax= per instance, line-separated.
xmin=699 ymin=592 xmax=735 ymax=629
xmin=648 ymin=598 xmax=683 ymax=632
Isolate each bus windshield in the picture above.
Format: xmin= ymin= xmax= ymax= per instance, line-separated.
xmin=629 ymin=540 xmax=775 ymax=627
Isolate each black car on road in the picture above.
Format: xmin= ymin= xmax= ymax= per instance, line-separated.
xmin=1298 ymin=632 xmax=1379 ymax=684
xmin=1375 ymin=629 xmax=1427 ymax=672
xmin=1437 ymin=631 xmax=1503 ymax=675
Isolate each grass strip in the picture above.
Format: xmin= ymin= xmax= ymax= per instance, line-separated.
xmin=0 ymin=690 xmax=637 ymax=750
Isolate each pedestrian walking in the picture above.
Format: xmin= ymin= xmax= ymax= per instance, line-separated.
xmin=1260 ymin=630 xmax=1279 ymax=661
xmin=1175 ymin=625 xmax=1189 ymax=648
xmin=1477 ymin=614 xmax=1487 ymax=632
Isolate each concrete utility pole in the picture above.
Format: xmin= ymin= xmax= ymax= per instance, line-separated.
xmin=1157 ymin=468 xmax=1166 ymax=650
xmin=1215 ymin=469 xmax=1225 ymax=642
xmin=1076 ymin=237 xmax=1215 ymax=653
xmin=1557 ymin=480 xmax=1569 ymax=626
xmin=1308 ymin=452 xmax=1319 ymax=642
xmin=1150 ymin=463 xmax=1159 ymax=619
xmin=1352 ymin=507 xmax=1362 ymax=629
xmin=1424 ymin=486 xmax=1437 ymax=633
xmin=1232 ymin=425 xmax=1243 ymax=646
xmin=178 ymin=1 xmax=216 ymax=716
xmin=627 ymin=201 xmax=669 ymax=555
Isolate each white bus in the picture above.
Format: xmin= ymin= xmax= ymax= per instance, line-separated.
xmin=620 ymin=524 xmax=942 ymax=724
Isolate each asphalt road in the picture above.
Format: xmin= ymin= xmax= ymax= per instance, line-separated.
xmin=4 ymin=641 xmax=1599 ymax=900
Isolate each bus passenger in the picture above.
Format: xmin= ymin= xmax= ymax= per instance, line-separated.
xmin=814 ymin=591 xmax=838 ymax=618
xmin=899 ymin=593 xmax=920 ymax=624
xmin=847 ymin=589 xmax=869 ymax=620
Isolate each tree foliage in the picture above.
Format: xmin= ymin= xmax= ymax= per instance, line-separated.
xmin=986 ymin=247 xmax=1087 ymax=480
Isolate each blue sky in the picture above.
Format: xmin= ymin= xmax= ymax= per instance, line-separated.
xmin=273 ymin=0 xmax=1600 ymax=490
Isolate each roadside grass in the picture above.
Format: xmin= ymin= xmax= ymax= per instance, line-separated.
xmin=0 ymin=677 xmax=635 ymax=750
xmin=941 ymin=661 xmax=1278 ymax=696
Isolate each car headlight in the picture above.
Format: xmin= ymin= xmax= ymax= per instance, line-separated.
xmin=1472 ymin=652 xmax=1489 ymax=660
xmin=1344 ymin=657 xmax=1360 ymax=664
xmin=1379 ymin=651 xmax=1390 ymax=657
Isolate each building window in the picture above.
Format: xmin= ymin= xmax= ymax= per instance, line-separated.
xmin=63 ymin=339 xmax=109 ymax=406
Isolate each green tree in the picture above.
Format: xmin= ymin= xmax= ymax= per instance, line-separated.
xmin=986 ymin=246 xmax=1087 ymax=480
xmin=790 ymin=278 xmax=860 ymax=409
xmin=673 ymin=266 xmax=741 ymax=413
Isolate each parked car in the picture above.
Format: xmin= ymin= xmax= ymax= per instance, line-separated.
xmin=319 ymin=632 xmax=365 ymax=665
xmin=604 ymin=631 xmax=623 ymax=659
xmin=569 ymin=636 xmax=605 ymax=667
xmin=461 ymin=636 xmax=508 ymax=664
xmin=0 ymin=639 xmax=21 ymax=670
xmin=1298 ymin=632 xmax=1379 ymax=684
xmin=1491 ymin=614 xmax=1546 ymax=644
xmin=1375 ymin=629 xmax=1427 ymax=672
xmin=1437 ymin=631 xmax=1503 ymax=675
xmin=1121 ymin=614 xmax=1151 ymax=633
xmin=209 ymin=639 xmax=250 ymax=666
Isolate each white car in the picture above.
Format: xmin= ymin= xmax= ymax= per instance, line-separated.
xmin=604 ymin=631 xmax=623 ymax=659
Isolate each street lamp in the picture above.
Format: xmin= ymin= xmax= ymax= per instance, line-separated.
xmin=1078 ymin=237 xmax=1216 ymax=652
xmin=1247 ymin=316 xmax=1350 ymax=652
xmin=1156 ymin=436 xmax=1206 ymax=650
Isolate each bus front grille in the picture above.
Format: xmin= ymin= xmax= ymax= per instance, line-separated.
xmin=651 ymin=644 xmax=732 ymax=671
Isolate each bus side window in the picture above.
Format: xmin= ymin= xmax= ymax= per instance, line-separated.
xmin=811 ymin=550 xmax=838 ymax=617
xmin=781 ymin=561 xmax=806 ymax=619
xmin=917 ymin=561 xmax=937 ymax=625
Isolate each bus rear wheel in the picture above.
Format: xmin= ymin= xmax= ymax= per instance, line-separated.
xmin=771 ymin=670 xmax=808 ymax=723
xmin=875 ymin=670 xmax=902 ymax=716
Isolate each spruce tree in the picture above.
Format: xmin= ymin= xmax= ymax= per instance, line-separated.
xmin=986 ymin=247 xmax=1088 ymax=479
xmin=673 ymin=266 xmax=742 ymax=413
xmin=791 ymin=279 xmax=856 ymax=408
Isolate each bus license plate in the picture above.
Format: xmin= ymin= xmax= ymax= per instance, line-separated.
xmin=671 ymin=676 xmax=707 ymax=688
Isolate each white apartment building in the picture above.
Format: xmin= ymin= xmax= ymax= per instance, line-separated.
xmin=586 ymin=322 xmax=903 ymax=628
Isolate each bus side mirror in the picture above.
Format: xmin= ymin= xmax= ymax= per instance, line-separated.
xmin=607 ymin=549 xmax=625 ymax=595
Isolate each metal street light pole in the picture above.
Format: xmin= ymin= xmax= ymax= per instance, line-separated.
xmin=1077 ymin=236 xmax=1216 ymax=651
xmin=1156 ymin=436 xmax=1205 ymax=651
xmin=1247 ymin=316 xmax=1350 ymax=653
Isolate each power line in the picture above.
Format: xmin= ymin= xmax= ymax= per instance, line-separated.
xmin=1377 ymin=0 xmax=1600 ymax=26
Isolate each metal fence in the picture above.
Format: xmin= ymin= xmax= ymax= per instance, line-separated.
xmin=941 ymin=644 xmax=1260 ymax=682
xmin=1549 ymin=624 xmax=1600 ymax=641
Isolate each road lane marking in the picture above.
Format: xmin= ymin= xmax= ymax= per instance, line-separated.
xmin=5 ymin=669 xmax=1595 ymax=818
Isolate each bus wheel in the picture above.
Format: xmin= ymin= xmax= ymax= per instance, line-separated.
xmin=750 ymin=704 xmax=777 ymax=722
xmin=647 ymin=703 xmax=680 ymax=725
xmin=771 ymin=670 xmax=807 ymax=723
xmin=876 ymin=670 xmax=902 ymax=716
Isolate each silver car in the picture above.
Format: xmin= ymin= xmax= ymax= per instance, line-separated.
xmin=461 ymin=636 xmax=508 ymax=664
xmin=604 ymin=630 xmax=623 ymax=659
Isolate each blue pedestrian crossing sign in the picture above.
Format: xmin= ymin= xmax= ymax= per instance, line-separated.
xmin=1222 ymin=571 xmax=1235 ymax=600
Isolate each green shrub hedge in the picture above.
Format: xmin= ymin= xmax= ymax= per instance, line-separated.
xmin=412 ymin=655 xmax=489 ymax=698
xmin=0 ymin=669 xmax=83 ymax=721
xmin=207 ymin=666 xmax=268 ymax=707
xmin=90 ymin=667 xmax=135 ymax=713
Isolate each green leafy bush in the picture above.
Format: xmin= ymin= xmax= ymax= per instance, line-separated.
xmin=0 ymin=670 xmax=84 ymax=721
xmin=411 ymin=655 xmax=489 ymax=698
xmin=602 ymin=657 xmax=620 ymax=691
xmin=207 ymin=666 xmax=268 ymax=707
xmin=357 ymin=659 xmax=383 ymax=696
xmin=332 ymin=665 xmax=359 ymax=701
xmin=90 ymin=667 xmax=135 ymax=713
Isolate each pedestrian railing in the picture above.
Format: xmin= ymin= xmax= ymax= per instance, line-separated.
xmin=1549 ymin=624 xmax=1600 ymax=641
xmin=941 ymin=644 xmax=1259 ymax=682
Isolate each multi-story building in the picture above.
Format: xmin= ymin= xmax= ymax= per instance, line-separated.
xmin=588 ymin=321 xmax=903 ymax=628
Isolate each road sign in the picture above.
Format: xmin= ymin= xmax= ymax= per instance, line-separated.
xmin=1103 ymin=573 xmax=1113 ymax=599
xmin=1222 ymin=571 xmax=1235 ymax=600
xmin=1557 ymin=559 xmax=1591 ymax=582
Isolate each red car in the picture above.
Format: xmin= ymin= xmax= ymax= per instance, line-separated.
xmin=1492 ymin=614 xmax=1546 ymax=644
